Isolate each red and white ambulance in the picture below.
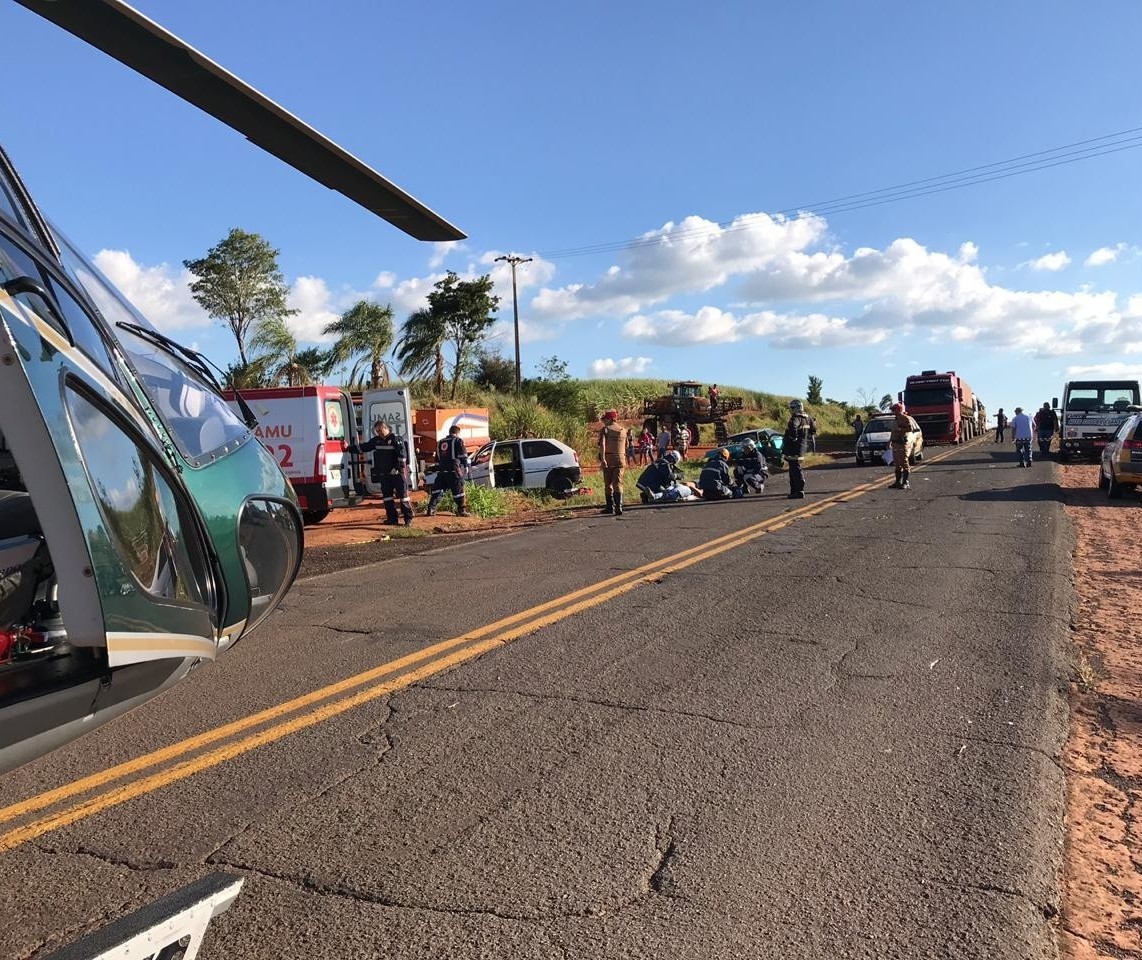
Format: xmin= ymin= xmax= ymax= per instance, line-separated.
xmin=223 ymin=385 xmax=360 ymax=523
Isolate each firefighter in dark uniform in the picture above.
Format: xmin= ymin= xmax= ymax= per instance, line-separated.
xmin=426 ymin=425 xmax=470 ymax=517
xmin=351 ymin=420 xmax=413 ymax=526
xmin=698 ymin=448 xmax=735 ymax=500
xmin=782 ymin=399 xmax=816 ymax=499
xmin=734 ymin=438 xmax=768 ymax=494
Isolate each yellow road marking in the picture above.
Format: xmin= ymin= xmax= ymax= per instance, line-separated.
xmin=0 ymin=445 xmax=965 ymax=850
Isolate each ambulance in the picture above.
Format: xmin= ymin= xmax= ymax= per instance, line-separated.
xmin=224 ymin=385 xmax=360 ymax=523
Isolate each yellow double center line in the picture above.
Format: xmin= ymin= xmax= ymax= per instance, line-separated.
xmin=0 ymin=446 xmax=964 ymax=852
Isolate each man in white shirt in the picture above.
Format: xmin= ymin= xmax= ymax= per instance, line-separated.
xmin=1010 ymin=406 xmax=1034 ymax=467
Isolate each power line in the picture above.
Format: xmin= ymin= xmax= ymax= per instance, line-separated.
xmin=537 ymin=125 xmax=1142 ymax=262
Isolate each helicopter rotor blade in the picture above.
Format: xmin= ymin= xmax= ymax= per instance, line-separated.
xmin=15 ymin=0 xmax=466 ymax=242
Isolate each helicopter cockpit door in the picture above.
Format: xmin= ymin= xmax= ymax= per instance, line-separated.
xmin=0 ymin=227 xmax=217 ymax=674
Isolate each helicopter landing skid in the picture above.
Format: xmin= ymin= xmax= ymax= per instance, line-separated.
xmin=41 ymin=873 xmax=243 ymax=960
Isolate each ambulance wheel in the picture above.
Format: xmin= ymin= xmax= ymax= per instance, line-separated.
xmin=303 ymin=509 xmax=330 ymax=524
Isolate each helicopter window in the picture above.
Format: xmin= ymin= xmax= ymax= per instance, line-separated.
xmin=0 ymin=181 xmax=25 ymax=230
xmin=42 ymin=276 xmax=122 ymax=387
xmin=49 ymin=230 xmax=251 ymax=465
xmin=65 ymin=387 xmax=210 ymax=607
xmin=238 ymin=499 xmax=302 ymax=635
xmin=0 ymin=230 xmax=125 ymax=386
xmin=0 ymin=233 xmax=67 ymax=340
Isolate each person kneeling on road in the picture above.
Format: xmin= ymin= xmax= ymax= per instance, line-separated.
xmin=598 ymin=409 xmax=628 ymax=516
xmin=426 ymin=424 xmax=470 ymax=517
xmin=635 ymin=450 xmax=693 ymax=503
xmin=698 ymin=448 xmax=736 ymax=500
xmin=733 ymin=438 xmax=768 ymax=495
xmin=889 ymin=402 xmax=921 ymax=490
xmin=350 ymin=420 xmax=414 ymax=526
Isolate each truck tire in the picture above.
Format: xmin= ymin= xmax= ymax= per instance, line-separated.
xmin=303 ymin=508 xmax=330 ymax=524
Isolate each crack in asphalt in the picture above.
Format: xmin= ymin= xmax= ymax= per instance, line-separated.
xmin=205 ymin=854 xmax=667 ymax=925
xmin=29 ymin=841 xmax=178 ymax=872
xmin=958 ymin=733 xmax=1067 ymax=773
xmin=413 ymin=683 xmax=779 ymax=733
xmin=924 ymin=876 xmax=1058 ymax=919
xmin=649 ymin=817 xmax=681 ymax=899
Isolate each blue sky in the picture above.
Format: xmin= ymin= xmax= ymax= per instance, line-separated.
xmin=5 ymin=1 xmax=1142 ymax=418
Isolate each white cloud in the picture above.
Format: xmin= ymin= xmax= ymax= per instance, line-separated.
xmin=589 ymin=356 xmax=653 ymax=377
xmin=623 ymin=306 xmax=883 ymax=349
xmin=93 ymin=250 xmax=208 ymax=332
xmin=287 ymin=276 xmax=345 ymax=342
xmin=1085 ymin=244 xmax=1126 ymax=267
xmin=1023 ymin=251 xmax=1071 ymax=272
xmin=1065 ymin=361 xmax=1142 ymax=379
xmin=428 ymin=241 xmax=465 ymax=269
xmin=530 ymin=212 xmax=828 ymax=323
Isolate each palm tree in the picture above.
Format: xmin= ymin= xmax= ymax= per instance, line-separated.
xmin=250 ymin=317 xmax=334 ymax=386
xmin=222 ymin=356 xmax=273 ymax=390
xmin=324 ymin=300 xmax=394 ymax=389
xmin=250 ymin=315 xmax=300 ymax=386
xmin=394 ymin=307 xmax=447 ymax=395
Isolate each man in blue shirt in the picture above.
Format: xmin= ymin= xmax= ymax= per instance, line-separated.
xmin=1011 ymin=406 xmax=1034 ymax=467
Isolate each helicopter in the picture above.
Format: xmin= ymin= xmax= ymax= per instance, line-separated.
xmin=0 ymin=0 xmax=463 ymax=775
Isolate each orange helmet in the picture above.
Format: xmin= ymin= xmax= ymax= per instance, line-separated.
xmin=891 ymin=402 xmax=905 ymax=414
xmin=602 ymin=409 xmax=618 ymax=422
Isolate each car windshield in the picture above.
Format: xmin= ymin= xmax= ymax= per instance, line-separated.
xmin=50 ymin=225 xmax=252 ymax=465
xmin=866 ymin=419 xmax=895 ymax=433
xmin=1065 ymin=383 xmax=1141 ymax=412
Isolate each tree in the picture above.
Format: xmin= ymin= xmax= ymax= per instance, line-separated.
xmin=427 ymin=272 xmax=501 ymax=400
xmin=537 ymin=356 xmax=570 ymax=382
xmin=807 ymin=375 xmax=824 ymax=405
xmin=527 ymin=355 xmax=581 ymax=413
xmin=184 ymin=228 xmax=293 ymax=366
xmin=324 ymin=300 xmax=395 ymax=389
xmin=474 ymin=349 xmax=516 ymax=392
xmin=879 ymin=394 xmax=895 ymax=411
xmin=395 ymin=307 xmax=447 ymax=395
xmin=221 ymin=357 xmax=272 ymax=390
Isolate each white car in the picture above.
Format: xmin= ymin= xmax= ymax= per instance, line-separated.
xmin=855 ymin=416 xmax=924 ymax=466
xmin=426 ymin=438 xmax=582 ymax=497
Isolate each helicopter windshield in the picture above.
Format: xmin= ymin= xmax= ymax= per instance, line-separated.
xmin=49 ymin=227 xmax=252 ymax=467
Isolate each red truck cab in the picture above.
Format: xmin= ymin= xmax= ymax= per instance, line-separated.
xmin=901 ymin=370 xmax=981 ymax=444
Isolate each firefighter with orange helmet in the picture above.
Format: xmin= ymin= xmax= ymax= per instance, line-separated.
xmin=889 ymin=402 xmax=922 ymax=490
xmin=598 ymin=410 xmax=628 ymax=516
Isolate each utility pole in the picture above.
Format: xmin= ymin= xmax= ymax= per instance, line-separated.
xmin=494 ymin=254 xmax=532 ymax=391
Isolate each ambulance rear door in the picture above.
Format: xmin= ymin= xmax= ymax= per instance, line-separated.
xmin=360 ymin=387 xmax=418 ymax=493
xmin=319 ymin=388 xmax=357 ymax=507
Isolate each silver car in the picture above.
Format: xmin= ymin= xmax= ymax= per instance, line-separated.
xmin=1099 ymin=410 xmax=1142 ymax=498
xmin=855 ymin=416 xmax=924 ymax=466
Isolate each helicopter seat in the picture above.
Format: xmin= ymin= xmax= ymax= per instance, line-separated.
xmin=0 ymin=490 xmax=41 ymax=540
xmin=0 ymin=490 xmax=47 ymax=631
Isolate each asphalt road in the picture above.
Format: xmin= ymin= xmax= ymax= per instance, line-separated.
xmin=0 ymin=443 xmax=1073 ymax=960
